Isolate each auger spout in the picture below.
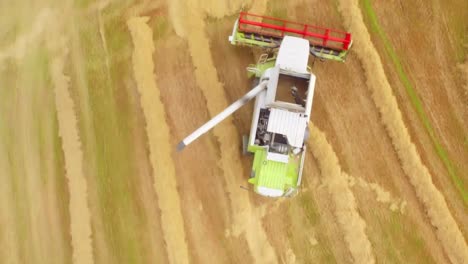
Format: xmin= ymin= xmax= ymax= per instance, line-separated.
xmin=177 ymin=80 xmax=268 ymax=151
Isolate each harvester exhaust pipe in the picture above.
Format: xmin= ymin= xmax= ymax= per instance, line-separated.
xmin=177 ymin=80 xmax=268 ymax=151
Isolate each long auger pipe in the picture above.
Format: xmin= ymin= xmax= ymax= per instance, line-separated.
xmin=177 ymin=80 xmax=268 ymax=151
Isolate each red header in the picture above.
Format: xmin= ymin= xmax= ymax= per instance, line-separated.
xmin=238 ymin=12 xmax=352 ymax=51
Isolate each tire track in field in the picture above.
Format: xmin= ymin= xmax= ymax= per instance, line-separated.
xmin=50 ymin=37 xmax=94 ymax=264
xmin=168 ymin=1 xmax=277 ymax=263
xmin=127 ymin=17 xmax=190 ymax=264
xmin=337 ymin=1 xmax=468 ymax=262
xmin=308 ymin=124 xmax=375 ymax=264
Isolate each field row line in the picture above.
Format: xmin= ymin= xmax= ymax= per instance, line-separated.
xmin=337 ymin=0 xmax=468 ymax=262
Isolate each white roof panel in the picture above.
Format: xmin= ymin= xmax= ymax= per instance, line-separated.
xmin=267 ymin=108 xmax=307 ymax=148
xmin=276 ymin=36 xmax=310 ymax=74
xmin=266 ymin=152 xmax=289 ymax=163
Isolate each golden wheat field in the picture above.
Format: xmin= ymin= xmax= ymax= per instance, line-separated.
xmin=0 ymin=0 xmax=467 ymax=263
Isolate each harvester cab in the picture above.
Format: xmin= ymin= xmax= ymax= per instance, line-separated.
xmin=177 ymin=13 xmax=352 ymax=198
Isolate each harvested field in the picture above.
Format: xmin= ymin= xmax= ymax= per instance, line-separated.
xmin=308 ymin=124 xmax=374 ymax=263
xmin=1 ymin=0 xmax=466 ymax=263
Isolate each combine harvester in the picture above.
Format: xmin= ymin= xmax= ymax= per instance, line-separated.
xmin=178 ymin=13 xmax=352 ymax=197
